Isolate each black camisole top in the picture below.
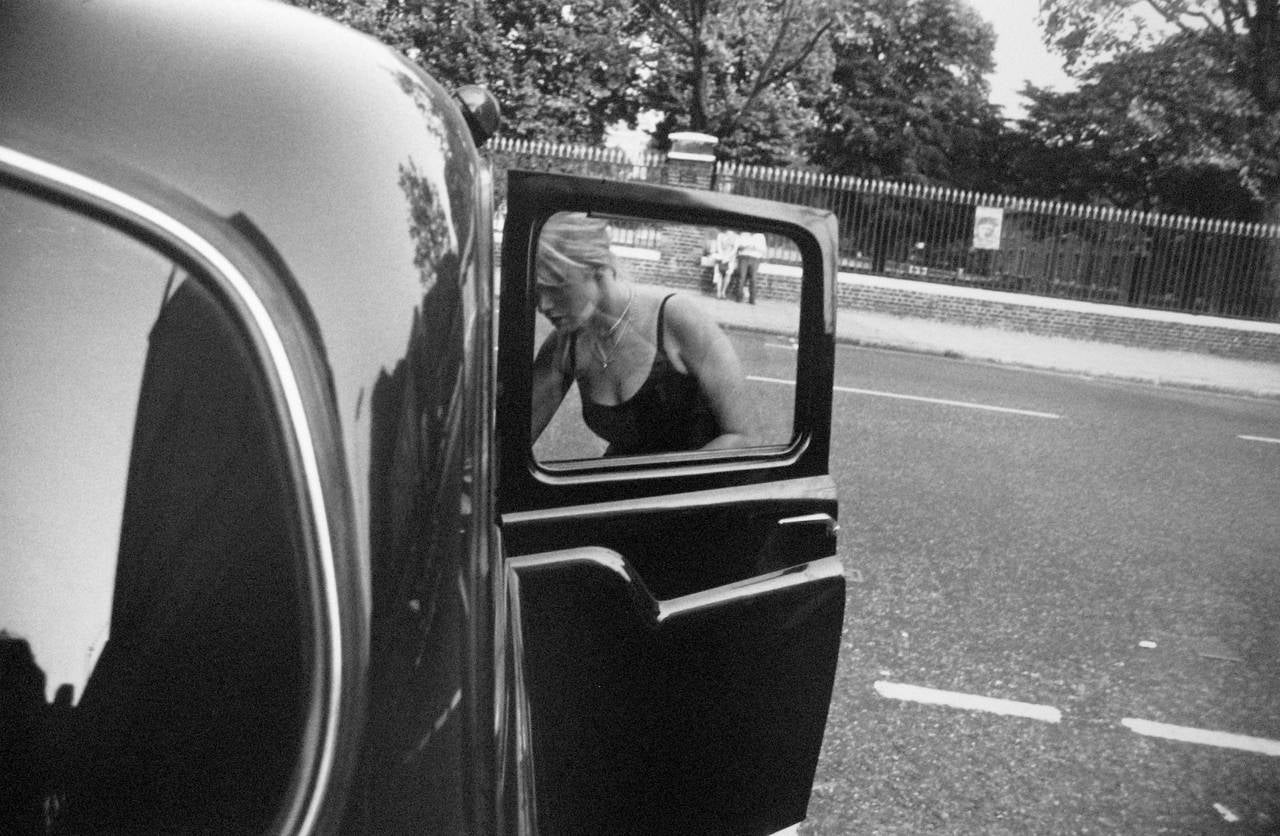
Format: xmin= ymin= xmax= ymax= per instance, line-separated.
xmin=573 ymin=294 xmax=721 ymax=456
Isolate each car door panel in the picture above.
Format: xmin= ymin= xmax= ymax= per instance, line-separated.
xmin=506 ymin=547 xmax=844 ymax=836
xmin=502 ymin=477 xmax=837 ymax=598
xmin=496 ymin=170 xmax=844 ymax=834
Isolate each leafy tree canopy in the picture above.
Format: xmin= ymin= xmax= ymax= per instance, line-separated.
xmin=1038 ymin=0 xmax=1280 ymax=211
xmin=1042 ymin=0 xmax=1279 ymax=109
xmin=293 ymin=0 xmax=844 ymax=164
xmin=806 ymin=0 xmax=1002 ymax=186
xmin=291 ymin=0 xmax=644 ymax=143
xmin=1007 ymin=36 xmax=1266 ymax=218
xmin=634 ymin=0 xmax=840 ymax=165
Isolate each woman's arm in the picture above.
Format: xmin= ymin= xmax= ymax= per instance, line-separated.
xmin=531 ymin=331 xmax=572 ymax=443
xmin=661 ymin=296 xmax=759 ymax=449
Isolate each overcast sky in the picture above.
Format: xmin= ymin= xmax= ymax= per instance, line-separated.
xmin=967 ymin=0 xmax=1076 ymax=117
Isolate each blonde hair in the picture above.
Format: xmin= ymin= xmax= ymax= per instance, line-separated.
xmin=536 ymin=212 xmax=615 ymax=287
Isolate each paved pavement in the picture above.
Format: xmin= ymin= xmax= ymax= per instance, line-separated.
xmin=696 ymin=295 xmax=1280 ymax=400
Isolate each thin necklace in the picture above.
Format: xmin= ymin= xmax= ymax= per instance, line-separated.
xmin=592 ymin=285 xmax=634 ymax=369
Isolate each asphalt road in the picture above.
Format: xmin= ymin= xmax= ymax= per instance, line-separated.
xmin=532 ymin=325 xmax=1280 ymax=832
xmin=782 ymin=340 xmax=1280 ymax=835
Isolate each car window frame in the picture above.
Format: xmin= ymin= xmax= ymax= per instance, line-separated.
xmin=496 ymin=170 xmax=838 ymax=513
xmin=0 ymin=142 xmax=364 ymax=836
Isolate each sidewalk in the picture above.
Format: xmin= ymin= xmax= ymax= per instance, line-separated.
xmin=698 ymin=295 xmax=1280 ymax=401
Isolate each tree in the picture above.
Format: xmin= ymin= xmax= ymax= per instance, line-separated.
xmin=291 ymin=0 xmax=843 ymax=160
xmin=1006 ymin=38 xmax=1265 ymax=218
xmin=634 ymin=0 xmax=840 ymax=164
xmin=291 ymin=0 xmax=644 ymax=143
xmin=806 ymin=0 xmax=1003 ymax=186
xmin=289 ymin=0 xmax=417 ymax=50
xmin=1039 ymin=0 xmax=1280 ymax=213
xmin=1043 ymin=0 xmax=1279 ymax=108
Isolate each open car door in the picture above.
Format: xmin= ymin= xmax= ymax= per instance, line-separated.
xmin=496 ymin=170 xmax=844 ymax=836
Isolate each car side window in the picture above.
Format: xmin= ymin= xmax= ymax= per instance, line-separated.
xmin=531 ymin=212 xmax=800 ymax=464
xmin=0 ymin=183 xmax=309 ymax=832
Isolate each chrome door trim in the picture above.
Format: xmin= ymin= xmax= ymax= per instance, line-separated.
xmin=0 ymin=144 xmax=346 ymax=835
xmin=658 ymin=555 xmax=843 ymax=621
xmin=501 ymin=475 xmax=837 ymax=527
xmin=506 ymin=548 xmax=842 ymax=620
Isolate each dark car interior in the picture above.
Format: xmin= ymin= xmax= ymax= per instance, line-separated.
xmin=73 ymin=278 xmax=308 ymax=831
xmin=1 ymin=277 xmax=313 ymax=833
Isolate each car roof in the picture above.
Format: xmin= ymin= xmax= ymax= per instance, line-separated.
xmin=1 ymin=0 xmax=485 ymax=431
xmin=1 ymin=0 xmax=480 ymax=292
xmin=3 ymin=0 xmax=477 ymax=206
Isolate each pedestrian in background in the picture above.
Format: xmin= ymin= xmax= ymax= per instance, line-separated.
xmin=734 ymin=231 xmax=766 ymax=304
xmin=711 ymin=228 xmax=737 ymax=299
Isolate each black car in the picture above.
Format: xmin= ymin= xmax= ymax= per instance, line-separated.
xmin=0 ymin=1 xmax=845 ymax=833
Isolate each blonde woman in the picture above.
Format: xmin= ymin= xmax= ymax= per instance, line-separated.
xmin=531 ymin=213 xmax=758 ymax=456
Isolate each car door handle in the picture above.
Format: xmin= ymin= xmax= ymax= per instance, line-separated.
xmin=778 ymin=512 xmax=839 ymax=537
xmin=756 ymin=512 xmax=838 ymax=570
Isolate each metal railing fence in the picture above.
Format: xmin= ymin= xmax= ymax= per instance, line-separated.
xmin=485 ymin=137 xmax=1280 ymax=322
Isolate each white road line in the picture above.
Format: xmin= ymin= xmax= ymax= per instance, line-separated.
xmin=747 ymin=376 xmax=1062 ymax=419
xmin=1121 ymin=718 xmax=1280 ymax=757
xmin=838 ymin=386 xmax=1063 ymax=418
xmin=1238 ymin=434 xmax=1280 ymax=445
xmin=873 ymin=681 xmax=1062 ymax=723
xmin=874 ymin=683 xmax=1280 ymax=756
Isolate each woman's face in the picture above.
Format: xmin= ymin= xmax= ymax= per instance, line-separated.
xmin=535 ymin=265 xmax=600 ymax=333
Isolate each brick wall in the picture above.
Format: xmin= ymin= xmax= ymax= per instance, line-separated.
xmin=838 ymin=273 xmax=1280 ymax=361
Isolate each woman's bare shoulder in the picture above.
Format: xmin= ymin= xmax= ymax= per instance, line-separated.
xmin=659 ymin=291 xmax=717 ymax=334
xmin=655 ymin=291 xmax=727 ymax=370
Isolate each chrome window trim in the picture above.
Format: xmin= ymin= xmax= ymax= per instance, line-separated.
xmin=531 ymin=436 xmax=812 ymax=483
xmin=501 ymin=474 xmax=837 ymax=527
xmin=0 ymin=144 xmax=344 ymax=835
xmin=502 ymin=554 xmax=542 ymax=836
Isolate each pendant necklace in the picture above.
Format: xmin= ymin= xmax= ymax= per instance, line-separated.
xmin=592 ymin=285 xmax=634 ymax=369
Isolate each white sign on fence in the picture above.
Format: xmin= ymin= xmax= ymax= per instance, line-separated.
xmin=973 ymin=206 xmax=1004 ymax=250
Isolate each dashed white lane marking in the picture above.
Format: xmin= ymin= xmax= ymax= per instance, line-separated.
xmin=873 ymin=681 xmax=1062 ymax=723
xmin=876 ymin=684 xmax=1280 ymax=758
xmin=748 ymin=376 xmax=1062 ymax=419
xmin=1121 ymin=718 xmax=1280 ymax=757
xmin=837 ymin=386 xmax=1063 ymax=418
xmin=1238 ymin=434 xmax=1280 ymax=445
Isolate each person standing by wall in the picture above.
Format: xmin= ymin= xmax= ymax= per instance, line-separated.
xmin=711 ymin=228 xmax=738 ymax=299
xmin=734 ymin=231 xmax=767 ymax=304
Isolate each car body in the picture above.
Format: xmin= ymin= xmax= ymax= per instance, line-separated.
xmin=0 ymin=1 xmax=845 ymax=833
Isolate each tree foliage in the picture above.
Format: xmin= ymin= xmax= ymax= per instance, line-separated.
xmin=806 ymin=0 xmax=1001 ymax=186
xmin=292 ymin=0 xmax=844 ymax=164
xmin=1038 ymin=0 xmax=1280 ymax=212
xmin=1043 ymin=0 xmax=1279 ymax=109
xmin=634 ymin=0 xmax=839 ymax=164
xmin=288 ymin=0 xmax=417 ymax=50
xmin=1006 ymin=37 xmax=1266 ymax=218
xmin=291 ymin=0 xmax=643 ymax=143
xmin=288 ymin=0 xmax=1013 ymax=190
